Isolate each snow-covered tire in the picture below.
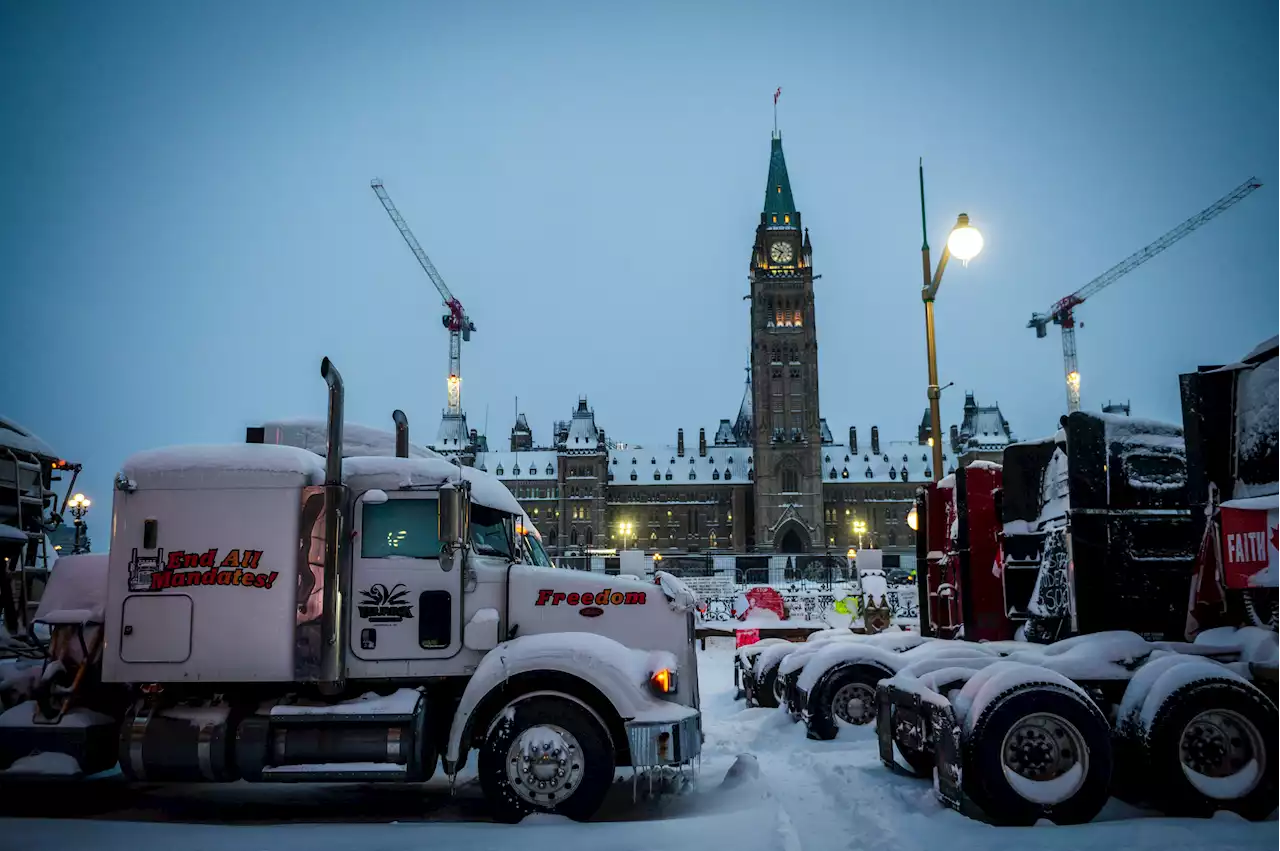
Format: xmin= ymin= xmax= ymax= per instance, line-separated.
xmin=478 ymin=696 xmax=614 ymax=823
xmin=892 ymin=732 xmax=935 ymax=778
xmin=806 ymin=664 xmax=891 ymax=741
xmin=963 ymin=682 xmax=1112 ymax=826
xmin=1143 ymin=678 xmax=1278 ymax=821
xmin=755 ymin=665 xmax=782 ymax=709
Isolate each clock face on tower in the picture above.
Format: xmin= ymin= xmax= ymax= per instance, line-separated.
xmin=769 ymin=241 xmax=794 ymax=264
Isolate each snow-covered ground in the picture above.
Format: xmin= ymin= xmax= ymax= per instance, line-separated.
xmin=0 ymin=640 xmax=1274 ymax=850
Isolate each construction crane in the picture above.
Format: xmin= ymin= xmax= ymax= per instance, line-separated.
xmin=1030 ymin=176 xmax=1263 ymax=413
xmin=371 ymin=179 xmax=476 ymax=417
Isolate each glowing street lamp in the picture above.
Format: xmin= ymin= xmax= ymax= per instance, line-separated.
xmin=68 ymin=493 xmax=91 ymax=554
xmin=852 ymin=518 xmax=868 ymax=550
xmin=906 ymin=506 xmax=919 ymax=532
xmin=618 ymin=521 xmax=635 ymax=550
xmin=918 ymin=161 xmax=984 ymax=483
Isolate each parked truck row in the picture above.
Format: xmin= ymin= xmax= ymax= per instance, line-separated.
xmin=736 ymin=336 xmax=1279 ymax=826
xmin=0 ymin=358 xmax=703 ymax=823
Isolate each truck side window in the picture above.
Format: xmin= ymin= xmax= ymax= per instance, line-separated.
xmin=361 ymin=499 xmax=442 ymax=559
xmin=470 ymin=504 xmax=513 ymax=559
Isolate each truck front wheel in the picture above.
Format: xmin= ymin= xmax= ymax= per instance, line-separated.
xmin=478 ymin=695 xmax=614 ymax=823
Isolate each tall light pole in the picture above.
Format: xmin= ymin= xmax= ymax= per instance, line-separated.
xmin=618 ymin=521 xmax=634 ymax=551
xmin=852 ymin=518 xmax=868 ymax=550
xmin=919 ymin=160 xmax=984 ymax=481
xmin=68 ymin=493 xmax=91 ymax=554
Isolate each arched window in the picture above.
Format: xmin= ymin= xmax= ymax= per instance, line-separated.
xmin=548 ymin=528 xmax=558 ymax=545
xmin=888 ymin=529 xmax=897 ymax=546
xmin=782 ymin=469 xmax=799 ymax=492
xmin=570 ymin=529 xmax=579 ymax=546
xmin=585 ymin=528 xmax=594 ymax=546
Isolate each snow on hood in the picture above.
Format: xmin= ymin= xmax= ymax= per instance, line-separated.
xmin=34 ymin=553 xmax=109 ymax=625
xmin=0 ymin=417 xmax=56 ymax=459
xmin=256 ymin=419 xmax=443 ymax=460
xmin=341 ymin=456 xmax=523 ymax=517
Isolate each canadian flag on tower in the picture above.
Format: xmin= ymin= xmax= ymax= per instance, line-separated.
xmin=774 ymin=87 xmax=782 ymax=104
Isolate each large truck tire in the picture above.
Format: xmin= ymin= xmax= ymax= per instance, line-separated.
xmin=755 ymin=665 xmax=782 ymax=709
xmin=478 ymin=695 xmax=614 ymax=823
xmin=806 ymin=664 xmax=890 ymax=741
xmin=962 ymin=682 xmax=1112 ymax=826
xmin=1142 ymin=677 xmax=1278 ymax=821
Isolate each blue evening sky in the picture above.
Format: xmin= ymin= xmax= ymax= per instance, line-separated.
xmin=2 ymin=0 xmax=1276 ymax=508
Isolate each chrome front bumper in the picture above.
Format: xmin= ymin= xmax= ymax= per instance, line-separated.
xmin=625 ymin=713 xmax=701 ymax=767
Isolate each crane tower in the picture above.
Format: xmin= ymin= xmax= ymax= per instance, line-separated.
xmin=1029 ymin=177 xmax=1263 ymax=413
xmin=371 ymin=179 xmax=476 ymax=418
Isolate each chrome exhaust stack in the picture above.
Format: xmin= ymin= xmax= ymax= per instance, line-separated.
xmin=319 ymin=357 xmax=346 ymax=694
xmin=392 ymin=409 xmax=409 ymax=458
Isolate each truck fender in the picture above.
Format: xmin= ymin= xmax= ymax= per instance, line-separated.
xmin=443 ymin=632 xmax=676 ymax=771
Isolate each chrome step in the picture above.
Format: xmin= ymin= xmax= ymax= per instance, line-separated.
xmin=260 ymin=762 xmax=410 ymax=783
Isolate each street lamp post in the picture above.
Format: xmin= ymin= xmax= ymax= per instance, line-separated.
xmin=852 ymin=518 xmax=868 ymax=550
xmin=918 ymin=159 xmax=984 ymax=482
xmin=618 ymin=521 xmax=634 ymax=551
xmin=68 ymin=493 xmax=91 ymax=554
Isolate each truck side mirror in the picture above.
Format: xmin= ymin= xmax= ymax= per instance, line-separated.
xmin=438 ymin=483 xmax=470 ymax=550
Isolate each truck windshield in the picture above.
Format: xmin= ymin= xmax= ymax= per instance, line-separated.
xmin=470 ymin=504 xmax=514 ymax=559
xmin=524 ymin=532 xmax=553 ymax=567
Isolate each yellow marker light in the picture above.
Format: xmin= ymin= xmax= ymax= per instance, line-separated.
xmin=650 ymin=668 xmax=677 ymax=694
xmin=846 ymin=548 xmax=857 ymax=559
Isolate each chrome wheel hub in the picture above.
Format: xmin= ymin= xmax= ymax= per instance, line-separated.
xmin=1178 ymin=708 xmax=1264 ymax=799
xmin=832 ymin=682 xmax=877 ymax=725
xmin=999 ymin=712 xmax=1089 ymax=804
xmin=505 ymin=724 xmax=584 ymax=807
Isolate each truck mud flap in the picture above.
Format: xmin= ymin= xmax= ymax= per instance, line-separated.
xmin=876 ymin=685 xmax=965 ymax=812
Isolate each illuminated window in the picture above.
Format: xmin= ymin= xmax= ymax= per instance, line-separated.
xmin=772 ymin=215 xmax=777 ymax=223
xmin=784 ymin=215 xmax=790 ymax=224
xmin=776 ymin=185 xmax=781 ymax=194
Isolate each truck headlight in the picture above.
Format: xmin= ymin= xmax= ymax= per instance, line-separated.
xmin=650 ymin=668 xmax=678 ymax=695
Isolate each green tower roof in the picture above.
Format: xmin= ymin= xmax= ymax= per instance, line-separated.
xmin=763 ymin=136 xmax=797 ymax=220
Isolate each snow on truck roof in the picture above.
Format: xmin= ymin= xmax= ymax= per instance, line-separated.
xmin=0 ymin=416 xmax=56 ymax=459
xmin=255 ymin=419 xmax=443 ymax=460
xmin=123 ymin=444 xmax=327 ymax=489
xmin=343 ymin=456 xmax=524 ymax=517
xmin=121 ymin=446 xmax=525 ymax=517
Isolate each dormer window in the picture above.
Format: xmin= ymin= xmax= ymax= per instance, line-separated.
xmin=496 ymin=465 xmax=504 ymax=476
xmin=653 ymin=471 xmax=661 ymax=481
xmin=630 ymin=471 xmax=638 ymax=481
xmin=607 ymin=472 xmax=614 ymax=481
xmin=889 ymin=468 xmax=897 ymax=480
xmin=772 ymin=214 xmax=778 ymax=223
xmin=631 ymin=458 xmax=637 ymax=465
xmin=708 ymin=456 xmax=714 ymax=464
xmin=825 ymin=454 xmax=831 ymax=463
xmin=784 ymin=214 xmax=790 ymax=224
xmin=665 ymin=472 xmax=673 ymax=480
xmin=724 ymin=469 xmax=732 ymax=481
xmin=546 ymin=464 xmax=553 ymax=475
xmin=670 ymin=457 xmax=675 ymax=464
xmin=829 ymin=468 xmax=837 ymax=479
xmin=689 ymin=471 xmax=697 ymax=481
xmin=512 ymin=465 xmax=520 ymax=476
xmin=650 ymin=457 xmax=656 ymax=465
xmin=903 ymin=454 xmax=909 ymax=463
xmin=865 ymin=468 xmax=873 ymax=479
xmin=712 ymin=470 xmax=720 ymax=480
xmin=841 ymin=468 xmax=849 ymax=479
xmin=883 ymin=454 xmax=890 ymax=463
xmin=612 ymin=457 xmax=617 ymax=465
xmin=748 ymin=469 xmax=755 ymax=481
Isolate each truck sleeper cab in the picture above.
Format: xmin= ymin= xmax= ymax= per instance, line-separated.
xmin=0 ymin=358 xmax=701 ymax=823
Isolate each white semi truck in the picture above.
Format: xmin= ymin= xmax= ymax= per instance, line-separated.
xmin=0 ymin=359 xmax=702 ymax=822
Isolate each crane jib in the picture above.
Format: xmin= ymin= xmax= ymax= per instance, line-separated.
xmin=1028 ymin=176 xmax=1263 ymax=413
